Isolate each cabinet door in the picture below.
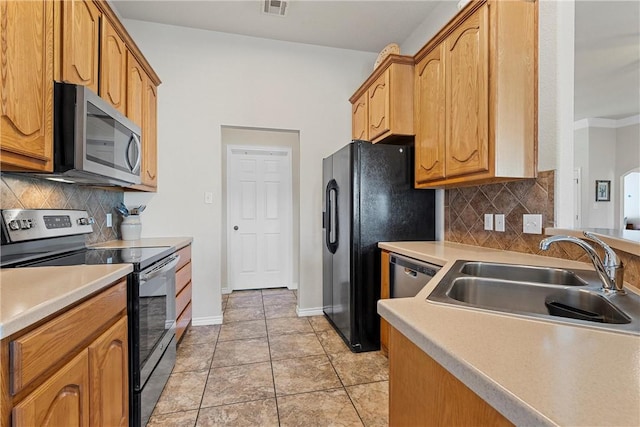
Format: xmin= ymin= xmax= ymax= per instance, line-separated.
xmin=88 ymin=317 xmax=128 ymax=427
xmin=445 ymin=5 xmax=489 ymax=178
xmin=0 ymin=0 xmax=54 ymax=172
xmin=368 ymin=70 xmax=390 ymax=141
xmin=415 ymin=45 xmax=446 ymax=184
xmin=126 ymin=50 xmax=145 ymax=128
xmin=141 ymin=80 xmax=158 ymax=188
xmin=100 ymin=19 xmax=127 ymax=114
xmin=12 ymin=350 xmax=90 ymax=427
xmin=61 ymin=0 xmax=100 ymax=93
xmin=351 ymin=93 xmax=368 ymax=140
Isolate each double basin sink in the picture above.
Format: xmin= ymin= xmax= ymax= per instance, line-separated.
xmin=428 ymin=260 xmax=640 ymax=335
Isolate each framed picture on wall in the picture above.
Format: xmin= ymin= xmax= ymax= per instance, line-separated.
xmin=595 ymin=180 xmax=611 ymax=202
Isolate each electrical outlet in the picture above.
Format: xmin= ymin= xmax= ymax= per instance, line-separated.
xmin=204 ymin=192 xmax=213 ymax=204
xmin=495 ymin=214 xmax=505 ymax=232
xmin=523 ymin=214 xmax=543 ymax=234
xmin=484 ymin=214 xmax=494 ymax=231
xmin=106 ymin=213 xmax=112 ymax=228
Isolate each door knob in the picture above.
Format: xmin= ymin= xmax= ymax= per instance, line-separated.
xmin=234 ymin=226 xmax=239 ymax=230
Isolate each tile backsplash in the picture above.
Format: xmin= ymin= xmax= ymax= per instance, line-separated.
xmin=1 ymin=174 xmax=123 ymax=244
xmin=444 ymin=170 xmax=640 ymax=287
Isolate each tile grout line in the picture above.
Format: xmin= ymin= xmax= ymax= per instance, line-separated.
xmin=314 ymin=320 xmax=367 ymax=426
xmin=192 ymin=306 xmax=223 ymax=426
xmin=262 ymin=289 xmax=283 ymax=427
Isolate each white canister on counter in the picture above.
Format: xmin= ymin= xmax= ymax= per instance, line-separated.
xmin=121 ymin=215 xmax=142 ymax=241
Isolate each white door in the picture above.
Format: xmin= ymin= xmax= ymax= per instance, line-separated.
xmin=227 ymin=146 xmax=293 ymax=290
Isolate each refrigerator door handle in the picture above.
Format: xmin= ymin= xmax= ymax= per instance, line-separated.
xmin=325 ymin=179 xmax=339 ymax=254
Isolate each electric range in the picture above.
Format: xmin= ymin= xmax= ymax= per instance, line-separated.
xmin=1 ymin=209 xmax=179 ymax=427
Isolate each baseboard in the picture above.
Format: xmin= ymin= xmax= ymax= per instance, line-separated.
xmin=296 ymin=306 xmax=324 ymax=317
xmin=221 ymin=286 xmax=231 ymax=295
xmin=288 ymin=282 xmax=299 ymax=290
xmin=192 ymin=315 xmax=223 ymax=326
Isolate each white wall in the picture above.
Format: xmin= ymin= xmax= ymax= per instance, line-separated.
xmin=624 ymin=173 xmax=640 ymax=226
xmin=124 ymin=20 xmax=377 ymax=322
xmin=587 ymin=127 xmax=616 ymax=228
xmin=400 ymin=1 xmax=459 ymax=56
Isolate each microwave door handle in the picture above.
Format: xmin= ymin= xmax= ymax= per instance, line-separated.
xmin=126 ymin=134 xmax=142 ymax=173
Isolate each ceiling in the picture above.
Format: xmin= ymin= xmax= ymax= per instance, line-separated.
xmin=111 ymin=0 xmax=639 ymax=121
xmin=110 ymin=0 xmax=443 ymax=53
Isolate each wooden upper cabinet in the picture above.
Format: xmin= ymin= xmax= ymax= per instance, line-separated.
xmin=126 ymin=50 xmax=145 ymax=128
xmin=414 ymin=0 xmax=537 ymax=188
xmin=415 ymin=44 xmax=446 ymax=184
xmin=12 ymin=350 xmax=91 ymax=427
xmin=349 ymin=55 xmax=414 ymax=144
xmin=351 ymin=92 xmax=368 ymax=140
xmin=0 ymin=0 xmax=54 ymax=172
xmin=100 ymin=18 xmax=127 ymax=114
xmin=368 ymin=71 xmax=390 ymax=141
xmin=445 ymin=5 xmax=489 ymax=178
xmin=141 ymin=81 xmax=158 ymax=188
xmin=61 ymin=0 xmax=100 ymax=93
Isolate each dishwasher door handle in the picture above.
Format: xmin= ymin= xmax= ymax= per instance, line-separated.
xmin=404 ymin=268 xmax=418 ymax=278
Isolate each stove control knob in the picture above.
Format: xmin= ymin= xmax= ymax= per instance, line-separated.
xmin=77 ymin=217 xmax=95 ymax=226
xmin=20 ymin=219 xmax=32 ymax=230
xmin=8 ymin=220 xmax=20 ymax=230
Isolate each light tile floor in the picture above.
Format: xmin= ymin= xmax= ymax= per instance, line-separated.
xmin=148 ymin=288 xmax=389 ymax=426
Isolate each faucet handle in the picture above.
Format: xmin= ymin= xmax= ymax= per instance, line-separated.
xmin=583 ymin=231 xmax=620 ymax=267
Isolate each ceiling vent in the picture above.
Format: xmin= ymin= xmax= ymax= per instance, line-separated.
xmin=263 ymin=0 xmax=288 ymax=17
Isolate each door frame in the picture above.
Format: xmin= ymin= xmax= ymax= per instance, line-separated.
xmin=225 ymin=144 xmax=294 ymax=291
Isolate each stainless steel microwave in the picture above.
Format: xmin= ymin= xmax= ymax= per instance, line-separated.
xmin=33 ymin=82 xmax=142 ymax=186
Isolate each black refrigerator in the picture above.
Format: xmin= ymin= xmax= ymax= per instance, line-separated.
xmin=322 ymin=140 xmax=436 ymax=352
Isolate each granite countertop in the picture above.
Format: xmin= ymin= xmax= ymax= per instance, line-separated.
xmin=0 ymin=264 xmax=132 ymax=339
xmin=378 ymin=241 xmax=640 ymax=427
xmin=90 ymin=237 xmax=193 ymax=251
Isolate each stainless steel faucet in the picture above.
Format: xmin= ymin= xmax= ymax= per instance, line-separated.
xmin=539 ymin=232 xmax=625 ymax=294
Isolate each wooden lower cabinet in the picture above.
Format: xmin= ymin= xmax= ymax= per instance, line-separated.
xmin=12 ymin=350 xmax=90 ymax=427
xmin=175 ymin=245 xmax=193 ymax=343
xmin=1 ymin=279 xmax=129 ymax=427
xmin=389 ymin=326 xmax=512 ymax=426
xmin=88 ymin=317 xmax=128 ymax=427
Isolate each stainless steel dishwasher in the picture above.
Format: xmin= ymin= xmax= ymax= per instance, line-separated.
xmin=390 ymin=253 xmax=441 ymax=298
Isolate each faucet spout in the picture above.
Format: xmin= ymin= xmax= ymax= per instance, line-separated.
xmin=539 ymin=235 xmax=624 ymax=293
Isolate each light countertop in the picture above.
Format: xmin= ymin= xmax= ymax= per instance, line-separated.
xmin=1 ymin=237 xmax=192 ymax=340
xmin=90 ymin=237 xmax=193 ymax=251
xmin=546 ymin=227 xmax=640 ymax=256
xmin=0 ymin=264 xmax=132 ymax=339
xmin=378 ymin=241 xmax=640 ymax=427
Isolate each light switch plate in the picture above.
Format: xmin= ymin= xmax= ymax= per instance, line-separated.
xmin=204 ymin=192 xmax=213 ymax=204
xmin=523 ymin=214 xmax=543 ymax=234
xmin=106 ymin=213 xmax=112 ymax=228
xmin=495 ymin=214 xmax=505 ymax=232
xmin=484 ymin=214 xmax=493 ymax=231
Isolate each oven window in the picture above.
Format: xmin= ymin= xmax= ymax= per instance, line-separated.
xmin=139 ymin=270 xmax=174 ymax=366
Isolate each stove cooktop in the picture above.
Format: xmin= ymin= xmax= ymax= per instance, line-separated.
xmin=17 ymin=246 xmax=174 ymax=270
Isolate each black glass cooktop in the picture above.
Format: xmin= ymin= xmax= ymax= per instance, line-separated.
xmin=14 ymin=246 xmax=174 ymax=271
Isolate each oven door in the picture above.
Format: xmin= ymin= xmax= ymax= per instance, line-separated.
xmin=132 ymin=253 xmax=179 ymax=390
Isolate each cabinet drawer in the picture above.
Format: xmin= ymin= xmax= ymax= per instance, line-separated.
xmin=176 ymin=262 xmax=191 ymax=295
xmin=176 ymin=282 xmax=191 ymax=318
xmin=10 ymin=280 xmax=126 ymax=395
xmin=176 ymin=245 xmax=191 ymax=271
xmin=176 ymin=302 xmax=192 ymax=343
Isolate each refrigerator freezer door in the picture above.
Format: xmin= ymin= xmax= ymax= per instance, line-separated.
xmin=322 ymin=144 xmax=354 ymax=347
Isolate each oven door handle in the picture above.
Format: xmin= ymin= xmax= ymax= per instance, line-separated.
xmin=140 ymin=254 xmax=180 ymax=282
